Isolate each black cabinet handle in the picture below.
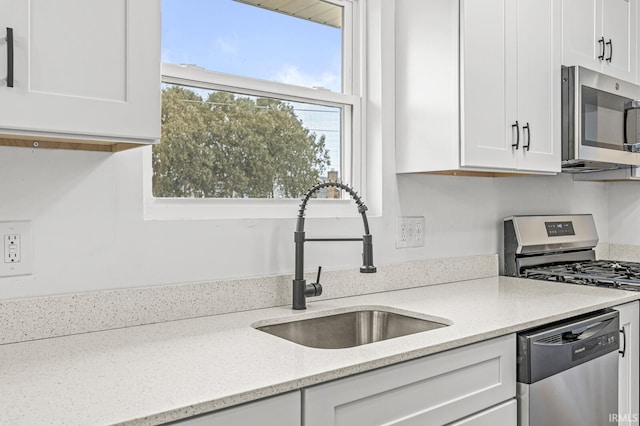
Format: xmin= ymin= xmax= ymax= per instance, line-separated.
xmin=619 ymin=327 xmax=626 ymax=357
xmin=6 ymin=27 xmax=13 ymax=88
xmin=523 ymin=123 xmax=531 ymax=151
xmin=511 ymin=121 xmax=520 ymax=150
xmin=598 ymin=37 xmax=606 ymax=60
xmin=606 ymin=39 xmax=612 ymax=63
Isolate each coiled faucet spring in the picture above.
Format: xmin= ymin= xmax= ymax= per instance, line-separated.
xmin=292 ymin=182 xmax=376 ymax=310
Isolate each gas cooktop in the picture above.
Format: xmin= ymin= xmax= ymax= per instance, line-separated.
xmin=522 ymin=260 xmax=640 ymax=291
xmin=503 ymin=215 xmax=640 ymax=292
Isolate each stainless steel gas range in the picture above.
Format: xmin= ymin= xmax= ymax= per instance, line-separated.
xmin=504 ymin=214 xmax=640 ymax=291
xmin=504 ymin=214 xmax=640 ymax=425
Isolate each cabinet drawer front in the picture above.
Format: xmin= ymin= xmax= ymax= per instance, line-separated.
xmin=447 ymin=399 xmax=517 ymax=426
xmin=170 ymin=391 xmax=300 ymax=426
xmin=303 ymin=334 xmax=516 ymax=426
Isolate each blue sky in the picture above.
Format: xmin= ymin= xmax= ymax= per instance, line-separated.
xmin=161 ymin=0 xmax=342 ymax=92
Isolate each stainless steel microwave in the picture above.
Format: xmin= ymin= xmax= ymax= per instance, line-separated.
xmin=562 ymin=66 xmax=640 ymax=172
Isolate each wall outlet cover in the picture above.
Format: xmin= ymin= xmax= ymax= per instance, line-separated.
xmin=0 ymin=221 xmax=33 ymax=277
xmin=396 ymin=216 xmax=425 ymax=249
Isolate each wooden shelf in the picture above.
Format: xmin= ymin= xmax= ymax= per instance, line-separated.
xmin=0 ymin=134 xmax=148 ymax=153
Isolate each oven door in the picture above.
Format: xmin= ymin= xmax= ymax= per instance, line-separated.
xmin=563 ymin=66 xmax=640 ymax=168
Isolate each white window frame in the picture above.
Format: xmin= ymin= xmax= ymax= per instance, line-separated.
xmin=144 ymin=0 xmax=365 ymax=220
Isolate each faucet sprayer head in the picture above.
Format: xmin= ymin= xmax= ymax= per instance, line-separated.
xmin=361 ymin=233 xmax=376 ymax=273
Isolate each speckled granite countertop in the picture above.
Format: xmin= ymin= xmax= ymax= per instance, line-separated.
xmin=1 ymin=276 xmax=639 ymax=426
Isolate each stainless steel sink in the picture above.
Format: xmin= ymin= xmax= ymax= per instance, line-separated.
xmin=255 ymin=308 xmax=449 ymax=349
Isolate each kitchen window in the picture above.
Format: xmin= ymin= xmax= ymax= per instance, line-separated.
xmin=147 ymin=0 xmax=364 ymax=218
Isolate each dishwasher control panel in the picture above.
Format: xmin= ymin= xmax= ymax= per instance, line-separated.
xmin=572 ymin=331 xmax=618 ymax=362
xmin=517 ymin=309 xmax=619 ymax=384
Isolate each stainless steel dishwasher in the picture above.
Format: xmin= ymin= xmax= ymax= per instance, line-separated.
xmin=517 ymin=309 xmax=620 ymax=426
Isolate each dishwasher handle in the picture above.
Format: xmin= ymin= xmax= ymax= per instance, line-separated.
xmin=531 ymin=317 xmax=615 ymax=346
xmin=560 ymin=318 xmax=615 ymax=343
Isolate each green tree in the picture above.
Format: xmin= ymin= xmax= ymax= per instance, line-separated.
xmin=153 ymin=86 xmax=331 ymax=198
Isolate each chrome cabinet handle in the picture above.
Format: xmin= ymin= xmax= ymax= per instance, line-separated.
xmin=511 ymin=121 xmax=520 ymax=150
xmin=598 ymin=37 xmax=606 ymax=60
xmin=523 ymin=122 xmax=531 ymax=151
xmin=5 ymin=27 xmax=13 ymax=87
xmin=606 ymin=39 xmax=613 ymax=63
xmin=619 ymin=328 xmax=626 ymax=357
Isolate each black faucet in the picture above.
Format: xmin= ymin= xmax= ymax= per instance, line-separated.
xmin=293 ymin=182 xmax=376 ymax=310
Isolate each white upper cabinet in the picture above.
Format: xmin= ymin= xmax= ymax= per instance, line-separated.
xmin=562 ymin=0 xmax=637 ymax=82
xmin=515 ymin=0 xmax=560 ymax=172
xmin=0 ymin=0 xmax=160 ymax=151
xmin=459 ymin=0 xmax=514 ymax=171
xmin=396 ymin=0 xmax=561 ymax=175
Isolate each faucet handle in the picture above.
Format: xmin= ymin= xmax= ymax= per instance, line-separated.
xmin=314 ymin=266 xmax=322 ymax=285
xmin=304 ymin=266 xmax=323 ymax=298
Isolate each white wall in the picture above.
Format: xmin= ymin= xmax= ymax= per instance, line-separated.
xmin=0 ymin=149 xmax=610 ymax=301
xmin=608 ymin=182 xmax=640 ymax=245
xmin=0 ymin=0 xmax=613 ymax=300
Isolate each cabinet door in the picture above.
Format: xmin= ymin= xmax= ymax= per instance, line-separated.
xmin=460 ymin=0 xmax=516 ymax=170
xmin=303 ymin=335 xmax=516 ymax=426
xmin=602 ymin=0 xmax=637 ymax=82
xmin=446 ymin=399 xmax=517 ymax=426
xmin=516 ymin=0 xmax=561 ymax=173
xmin=561 ymin=0 xmax=603 ymax=71
xmin=0 ymin=0 xmax=160 ymax=143
xmin=170 ymin=392 xmax=300 ymax=426
xmin=614 ymin=301 xmax=640 ymax=426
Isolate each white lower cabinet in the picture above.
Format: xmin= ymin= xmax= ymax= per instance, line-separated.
xmin=302 ymin=334 xmax=516 ymax=426
xmin=447 ymin=400 xmax=517 ymax=426
xmin=614 ymin=301 xmax=640 ymax=426
xmin=169 ymin=391 xmax=300 ymax=426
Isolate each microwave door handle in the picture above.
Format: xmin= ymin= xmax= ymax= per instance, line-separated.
xmin=624 ymin=102 xmax=640 ymax=152
xmin=624 ymin=108 xmax=629 ymax=145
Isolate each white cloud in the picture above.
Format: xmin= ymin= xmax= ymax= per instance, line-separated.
xmin=216 ymin=37 xmax=237 ymax=55
xmin=275 ymin=65 xmax=340 ymax=92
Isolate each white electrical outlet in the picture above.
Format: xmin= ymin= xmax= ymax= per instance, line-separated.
xmin=4 ymin=234 xmax=21 ymax=263
xmin=396 ymin=217 xmax=425 ymax=248
xmin=0 ymin=221 xmax=32 ymax=277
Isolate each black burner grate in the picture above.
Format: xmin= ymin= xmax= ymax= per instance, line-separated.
xmin=522 ymin=260 xmax=640 ymax=291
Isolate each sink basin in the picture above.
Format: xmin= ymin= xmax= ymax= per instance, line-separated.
xmin=255 ymin=308 xmax=449 ymax=349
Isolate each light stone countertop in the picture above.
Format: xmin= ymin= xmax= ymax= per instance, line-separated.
xmin=1 ymin=276 xmax=639 ymax=426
